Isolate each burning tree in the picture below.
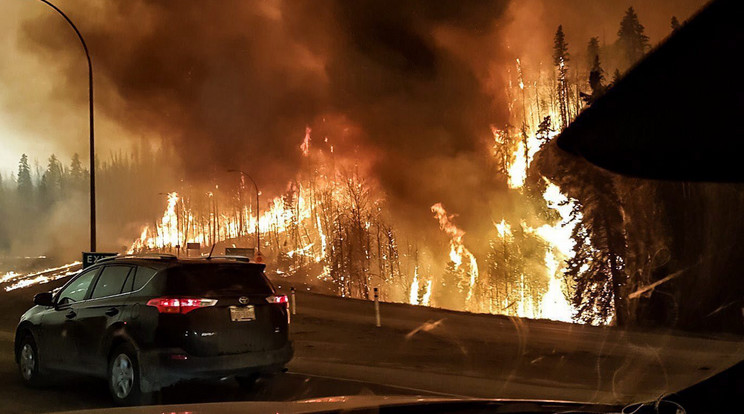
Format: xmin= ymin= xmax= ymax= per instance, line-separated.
xmin=553 ymin=25 xmax=571 ymax=130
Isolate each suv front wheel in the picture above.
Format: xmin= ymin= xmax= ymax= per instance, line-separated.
xmin=108 ymin=343 xmax=151 ymax=406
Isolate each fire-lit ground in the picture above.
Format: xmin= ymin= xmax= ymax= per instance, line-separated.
xmin=282 ymin=289 xmax=742 ymax=403
xmin=0 ymin=279 xmax=740 ymax=412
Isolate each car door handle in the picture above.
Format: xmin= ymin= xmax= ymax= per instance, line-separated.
xmin=65 ymin=310 xmax=76 ymax=319
xmin=105 ymin=308 xmax=119 ymax=317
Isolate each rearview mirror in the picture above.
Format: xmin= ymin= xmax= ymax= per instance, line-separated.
xmin=33 ymin=292 xmax=54 ymax=307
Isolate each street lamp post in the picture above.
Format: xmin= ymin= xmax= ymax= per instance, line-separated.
xmin=38 ymin=0 xmax=96 ymax=252
xmin=228 ymin=169 xmax=261 ymax=259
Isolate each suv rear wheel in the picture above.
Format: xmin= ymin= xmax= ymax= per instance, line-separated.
xmin=108 ymin=343 xmax=151 ymax=405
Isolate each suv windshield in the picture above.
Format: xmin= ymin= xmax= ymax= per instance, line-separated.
xmin=0 ymin=0 xmax=741 ymax=413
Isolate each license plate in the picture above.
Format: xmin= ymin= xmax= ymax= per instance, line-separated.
xmin=229 ymin=305 xmax=255 ymax=322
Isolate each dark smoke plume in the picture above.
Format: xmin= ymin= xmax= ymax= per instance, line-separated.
xmin=22 ymin=1 xmax=510 ymax=207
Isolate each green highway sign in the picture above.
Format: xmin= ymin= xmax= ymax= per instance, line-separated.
xmin=82 ymin=252 xmax=118 ymax=268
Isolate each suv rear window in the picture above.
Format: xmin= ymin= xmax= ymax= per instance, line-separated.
xmin=133 ymin=266 xmax=157 ymax=291
xmin=163 ymin=263 xmax=273 ymax=296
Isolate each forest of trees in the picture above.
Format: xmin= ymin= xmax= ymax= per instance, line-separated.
xmin=0 ymin=147 xmax=179 ymax=260
xmin=488 ymin=7 xmax=667 ymax=325
xmin=268 ymin=170 xmax=406 ymax=300
xmin=531 ymin=7 xmax=743 ymax=332
xmin=555 ymin=7 xmax=658 ymax=327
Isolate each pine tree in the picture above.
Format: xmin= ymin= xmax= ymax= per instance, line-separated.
xmin=553 ymin=25 xmax=571 ymax=130
xmin=0 ymin=173 xmax=7 ymax=250
xmin=437 ymin=260 xmax=467 ymax=310
xmin=39 ymin=154 xmax=64 ymax=206
xmin=581 ymin=55 xmax=606 ymax=105
xmin=70 ymin=153 xmax=84 ymax=182
xmin=553 ymin=25 xmax=570 ymax=67
xmin=586 ymin=37 xmax=600 ymax=70
xmin=536 ymin=116 xmax=553 ymax=144
xmin=0 ymin=173 xmax=4 ymax=212
xmin=491 ymin=125 xmax=513 ymax=179
xmin=565 ymin=174 xmax=629 ymax=326
xmin=617 ymin=7 xmax=650 ymax=68
xmin=67 ymin=153 xmax=87 ymax=192
xmin=17 ymin=154 xmax=33 ymax=202
xmin=671 ymin=16 xmax=681 ymax=32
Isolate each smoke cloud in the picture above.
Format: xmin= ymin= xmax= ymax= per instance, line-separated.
xmin=1 ymin=0 xmax=707 ymax=257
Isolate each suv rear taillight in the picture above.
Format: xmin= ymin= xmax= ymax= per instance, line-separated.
xmin=146 ymin=297 xmax=218 ymax=314
xmin=266 ymin=295 xmax=288 ymax=305
xmin=267 ymin=294 xmax=290 ymax=324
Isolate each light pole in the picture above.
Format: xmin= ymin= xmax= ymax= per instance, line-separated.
xmin=38 ymin=0 xmax=96 ymax=251
xmin=227 ymin=169 xmax=261 ymax=259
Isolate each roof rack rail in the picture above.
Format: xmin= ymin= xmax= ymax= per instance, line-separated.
xmin=111 ymin=253 xmax=178 ymax=261
xmin=95 ymin=255 xmax=120 ymax=263
xmin=195 ymin=255 xmax=253 ymax=262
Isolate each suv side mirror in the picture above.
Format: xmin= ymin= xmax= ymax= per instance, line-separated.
xmin=33 ymin=292 xmax=54 ymax=307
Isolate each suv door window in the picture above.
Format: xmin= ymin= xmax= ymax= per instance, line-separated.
xmin=57 ymin=268 xmax=99 ymax=305
xmin=90 ymin=265 xmax=133 ymax=299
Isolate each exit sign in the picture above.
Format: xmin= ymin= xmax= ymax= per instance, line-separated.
xmin=82 ymin=252 xmax=118 ymax=268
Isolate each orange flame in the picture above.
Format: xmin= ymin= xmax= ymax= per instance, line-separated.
xmin=431 ymin=203 xmax=479 ymax=309
xmin=300 ymin=126 xmax=311 ymax=156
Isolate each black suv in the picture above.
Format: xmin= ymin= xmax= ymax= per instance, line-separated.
xmin=14 ymin=255 xmax=293 ymax=405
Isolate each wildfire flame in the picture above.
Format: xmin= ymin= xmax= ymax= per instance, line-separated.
xmin=121 ymin=53 xmax=582 ymax=323
xmin=1 ymin=261 xmax=82 ymax=292
xmin=300 ymin=126 xmax=311 ymax=157
xmin=430 ymin=203 xmax=479 ymax=309
xmin=409 ymin=267 xmax=433 ymax=306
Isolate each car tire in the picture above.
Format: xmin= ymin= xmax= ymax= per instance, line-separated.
xmin=108 ymin=343 xmax=151 ymax=406
xmin=18 ymin=334 xmax=45 ymax=387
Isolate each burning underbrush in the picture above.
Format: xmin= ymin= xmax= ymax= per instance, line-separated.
xmin=1 ymin=261 xmax=81 ymax=292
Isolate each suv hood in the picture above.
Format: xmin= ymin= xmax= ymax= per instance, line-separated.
xmin=53 ymin=396 xmax=618 ymax=414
